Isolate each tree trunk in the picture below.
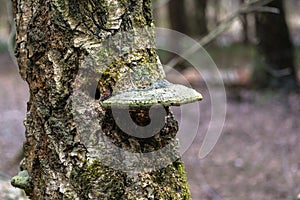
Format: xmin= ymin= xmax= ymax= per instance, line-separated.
xmin=210 ymin=0 xmax=220 ymax=28
xmin=11 ymin=0 xmax=191 ymax=199
xmin=168 ymin=0 xmax=189 ymax=35
xmin=253 ymin=0 xmax=298 ymax=89
xmin=239 ymin=0 xmax=249 ymax=44
xmin=0 ymin=0 xmax=10 ymax=41
xmin=193 ymin=0 xmax=208 ymax=37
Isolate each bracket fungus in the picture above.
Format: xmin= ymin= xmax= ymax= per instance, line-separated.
xmin=102 ymin=79 xmax=202 ymax=108
xmin=102 ymin=79 xmax=202 ymax=139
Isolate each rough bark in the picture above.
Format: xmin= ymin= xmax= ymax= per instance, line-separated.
xmin=11 ymin=0 xmax=191 ymax=199
xmin=253 ymin=0 xmax=298 ymax=90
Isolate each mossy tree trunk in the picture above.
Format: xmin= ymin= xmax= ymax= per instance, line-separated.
xmin=11 ymin=0 xmax=191 ymax=199
xmin=253 ymin=0 xmax=298 ymax=90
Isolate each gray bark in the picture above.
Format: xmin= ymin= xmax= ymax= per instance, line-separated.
xmin=11 ymin=0 xmax=191 ymax=199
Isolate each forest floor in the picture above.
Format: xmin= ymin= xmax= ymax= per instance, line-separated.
xmin=182 ymin=83 xmax=300 ymax=200
xmin=0 ymin=50 xmax=300 ymax=200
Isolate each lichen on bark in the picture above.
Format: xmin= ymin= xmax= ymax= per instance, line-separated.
xmin=11 ymin=0 xmax=192 ymax=199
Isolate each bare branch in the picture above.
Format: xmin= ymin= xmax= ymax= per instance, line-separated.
xmin=165 ymin=0 xmax=276 ymax=69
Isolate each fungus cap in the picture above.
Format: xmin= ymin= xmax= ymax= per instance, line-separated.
xmin=102 ymin=79 xmax=202 ymax=108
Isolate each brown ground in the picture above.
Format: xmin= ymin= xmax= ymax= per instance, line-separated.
xmin=0 ymin=52 xmax=300 ymax=200
xmin=183 ymin=87 xmax=300 ymax=200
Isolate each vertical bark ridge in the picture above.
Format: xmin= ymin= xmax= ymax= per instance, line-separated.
xmin=12 ymin=0 xmax=192 ymax=199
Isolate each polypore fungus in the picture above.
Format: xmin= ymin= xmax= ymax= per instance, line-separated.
xmin=102 ymin=79 xmax=202 ymax=108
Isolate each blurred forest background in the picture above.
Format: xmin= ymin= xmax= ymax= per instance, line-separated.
xmin=0 ymin=0 xmax=300 ymax=199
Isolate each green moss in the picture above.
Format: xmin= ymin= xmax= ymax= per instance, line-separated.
xmin=96 ymin=48 xmax=164 ymax=100
xmin=11 ymin=170 xmax=33 ymax=194
xmin=70 ymin=158 xmax=191 ymax=199
xmin=71 ymin=160 xmax=126 ymax=199
xmin=149 ymin=160 xmax=191 ymax=200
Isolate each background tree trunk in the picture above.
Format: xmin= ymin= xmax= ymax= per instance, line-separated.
xmin=253 ymin=0 xmax=298 ymax=90
xmin=0 ymin=0 xmax=11 ymax=45
xmin=193 ymin=0 xmax=208 ymax=37
xmin=239 ymin=0 xmax=250 ymax=44
xmin=168 ymin=0 xmax=189 ymax=35
xmin=210 ymin=0 xmax=221 ymax=29
xmin=11 ymin=0 xmax=191 ymax=199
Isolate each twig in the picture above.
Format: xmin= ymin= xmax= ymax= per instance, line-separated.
xmin=165 ymin=0 xmax=276 ymax=69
